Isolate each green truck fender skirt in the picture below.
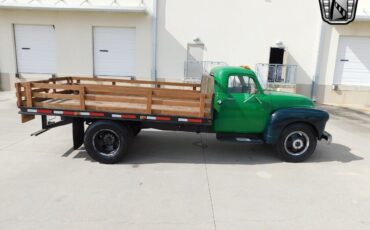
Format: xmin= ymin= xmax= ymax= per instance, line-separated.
xmin=264 ymin=108 xmax=330 ymax=144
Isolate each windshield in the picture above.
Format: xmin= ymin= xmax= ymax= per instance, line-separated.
xmin=255 ymin=71 xmax=268 ymax=90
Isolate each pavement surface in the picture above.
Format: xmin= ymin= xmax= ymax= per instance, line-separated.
xmin=0 ymin=91 xmax=370 ymax=230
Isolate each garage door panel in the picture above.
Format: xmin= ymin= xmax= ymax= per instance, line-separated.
xmin=334 ymin=37 xmax=370 ymax=86
xmin=14 ymin=25 xmax=56 ymax=74
xmin=93 ymin=27 xmax=136 ymax=76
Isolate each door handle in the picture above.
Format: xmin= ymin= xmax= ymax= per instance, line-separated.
xmin=340 ymin=59 xmax=349 ymax=62
xmin=99 ymin=50 xmax=109 ymax=52
xmin=217 ymin=98 xmax=234 ymax=105
xmin=22 ymin=47 xmax=31 ymax=50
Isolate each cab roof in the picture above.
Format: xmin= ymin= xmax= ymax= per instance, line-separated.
xmin=210 ymin=66 xmax=256 ymax=77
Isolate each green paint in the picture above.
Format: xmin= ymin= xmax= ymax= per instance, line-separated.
xmin=211 ymin=66 xmax=314 ymax=133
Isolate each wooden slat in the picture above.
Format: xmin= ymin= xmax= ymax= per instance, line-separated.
xmin=85 ymin=105 xmax=147 ymax=114
xmin=32 ymin=92 xmax=80 ymax=100
xmin=85 ymin=95 xmax=147 ymax=104
xmin=15 ymin=83 xmax=22 ymax=107
xmin=152 ymin=98 xmax=200 ymax=107
xmin=79 ymin=86 xmax=86 ymax=110
xmin=146 ymin=90 xmax=153 ymax=114
xmin=82 ymin=82 xmax=198 ymax=94
xmin=199 ymin=94 xmax=206 ymax=117
xmin=25 ymin=83 xmax=33 ymax=107
xmin=151 ymin=109 xmax=201 ymax=118
xmin=34 ymin=102 xmax=81 ymax=110
xmin=32 ymin=83 xmax=81 ymax=91
xmin=85 ymin=90 xmax=147 ymax=97
xmin=153 ymin=90 xmax=201 ymax=100
xmin=72 ymin=76 xmax=201 ymax=88
xmin=20 ymin=88 xmax=49 ymax=97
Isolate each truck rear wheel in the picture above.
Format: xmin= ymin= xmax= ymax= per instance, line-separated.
xmin=276 ymin=123 xmax=317 ymax=162
xmin=84 ymin=121 xmax=132 ymax=164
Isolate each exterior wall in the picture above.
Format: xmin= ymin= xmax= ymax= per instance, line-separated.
xmin=156 ymin=0 xmax=323 ymax=94
xmin=0 ymin=6 xmax=152 ymax=90
xmin=1 ymin=0 xmax=369 ymax=107
xmin=0 ymin=0 xmax=323 ymax=94
xmin=317 ymin=21 xmax=370 ymax=106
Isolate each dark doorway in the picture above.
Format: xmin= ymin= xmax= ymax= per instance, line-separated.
xmin=268 ymin=47 xmax=285 ymax=82
xmin=269 ymin=47 xmax=285 ymax=64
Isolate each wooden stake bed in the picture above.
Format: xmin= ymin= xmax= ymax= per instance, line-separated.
xmin=15 ymin=76 xmax=214 ymax=124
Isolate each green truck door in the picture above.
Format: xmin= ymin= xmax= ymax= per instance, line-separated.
xmin=214 ymin=75 xmax=269 ymax=133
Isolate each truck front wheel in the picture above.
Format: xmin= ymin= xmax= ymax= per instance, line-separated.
xmin=276 ymin=123 xmax=317 ymax=162
xmin=84 ymin=121 xmax=132 ymax=164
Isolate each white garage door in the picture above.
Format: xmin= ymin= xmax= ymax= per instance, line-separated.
xmin=14 ymin=25 xmax=56 ymax=74
xmin=334 ymin=36 xmax=370 ymax=86
xmin=93 ymin=27 xmax=136 ymax=77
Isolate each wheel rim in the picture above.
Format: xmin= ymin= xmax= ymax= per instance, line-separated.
xmin=92 ymin=129 xmax=120 ymax=157
xmin=284 ymin=131 xmax=310 ymax=156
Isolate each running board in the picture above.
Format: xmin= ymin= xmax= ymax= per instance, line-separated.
xmin=216 ymin=133 xmax=264 ymax=144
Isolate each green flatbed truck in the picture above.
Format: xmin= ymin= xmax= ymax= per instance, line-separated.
xmin=16 ymin=66 xmax=331 ymax=164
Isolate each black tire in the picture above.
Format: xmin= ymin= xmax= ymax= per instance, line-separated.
xmin=276 ymin=123 xmax=317 ymax=162
xmin=132 ymin=126 xmax=142 ymax=136
xmin=84 ymin=121 xmax=133 ymax=164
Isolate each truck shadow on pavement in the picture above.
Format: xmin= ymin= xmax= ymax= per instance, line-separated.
xmin=69 ymin=130 xmax=363 ymax=165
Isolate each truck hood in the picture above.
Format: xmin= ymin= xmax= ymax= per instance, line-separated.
xmin=265 ymin=90 xmax=314 ymax=110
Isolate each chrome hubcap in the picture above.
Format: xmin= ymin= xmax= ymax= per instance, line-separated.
xmin=284 ymin=131 xmax=310 ymax=156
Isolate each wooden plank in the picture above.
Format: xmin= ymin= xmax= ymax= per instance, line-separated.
xmin=20 ymin=88 xmax=49 ymax=96
xmin=32 ymin=83 xmax=81 ymax=91
xmin=21 ymin=114 xmax=35 ymax=123
xmin=85 ymin=105 xmax=147 ymax=114
xmin=15 ymin=83 xmax=22 ymax=107
xmin=153 ymin=90 xmax=201 ymax=100
xmin=52 ymin=78 xmax=56 ymax=93
xmin=79 ymin=86 xmax=86 ymax=110
xmin=199 ymin=94 xmax=206 ymax=117
xmin=152 ymin=98 xmax=200 ymax=107
xmin=85 ymin=95 xmax=147 ymax=104
xmin=146 ymin=90 xmax=153 ymax=114
xmin=34 ymin=102 xmax=81 ymax=110
xmin=86 ymin=88 xmax=149 ymax=97
xmin=71 ymin=76 xmax=201 ymax=88
xmin=151 ymin=109 xmax=201 ymax=118
xmin=85 ymin=90 xmax=146 ymax=97
xmin=25 ymin=83 xmax=33 ymax=107
xmin=32 ymin=92 xmax=80 ymax=100
xmin=82 ymin=82 xmax=197 ymax=94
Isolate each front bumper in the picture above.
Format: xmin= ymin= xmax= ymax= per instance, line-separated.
xmin=321 ymin=131 xmax=332 ymax=144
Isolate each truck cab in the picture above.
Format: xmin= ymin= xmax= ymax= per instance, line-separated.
xmin=210 ymin=66 xmax=331 ymax=162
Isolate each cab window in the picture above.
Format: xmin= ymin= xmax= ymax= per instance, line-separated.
xmin=228 ymin=75 xmax=256 ymax=94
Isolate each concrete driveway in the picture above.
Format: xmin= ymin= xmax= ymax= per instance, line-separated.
xmin=0 ymin=92 xmax=369 ymax=230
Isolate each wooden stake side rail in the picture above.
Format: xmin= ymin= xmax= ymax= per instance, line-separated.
xmin=15 ymin=76 xmax=213 ymax=123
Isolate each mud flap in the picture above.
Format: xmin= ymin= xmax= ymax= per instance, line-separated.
xmin=73 ymin=118 xmax=85 ymax=150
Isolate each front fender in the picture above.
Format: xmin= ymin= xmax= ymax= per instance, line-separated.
xmin=264 ymin=108 xmax=329 ymax=144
